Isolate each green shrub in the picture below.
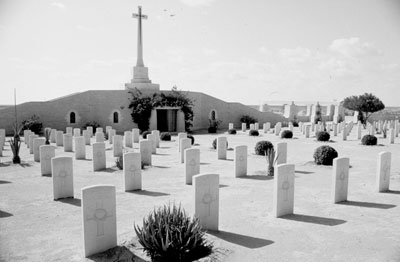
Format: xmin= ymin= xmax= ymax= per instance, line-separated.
xmin=313 ymin=145 xmax=338 ymax=165
xmin=249 ymin=130 xmax=259 ymax=136
xmin=187 ymin=135 xmax=195 ymax=145
xmin=240 ymin=115 xmax=257 ymax=128
xmin=361 ymin=135 xmax=377 ymax=146
xmin=142 ymin=131 xmax=151 ymax=139
xmin=316 ymin=131 xmax=330 ymax=141
xmin=255 ymin=140 xmax=274 ymax=156
xmin=212 ymin=138 xmax=228 ymax=149
xmin=228 ymin=129 xmax=237 ymax=134
xmin=281 ymin=130 xmax=293 ymax=139
xmin=160 ymin=132 xmax=171 ymax=141
xmin=21 ymin=115 xmax=43 ymax=135
xmin=135 ymin=204 xmax=213 ymax=262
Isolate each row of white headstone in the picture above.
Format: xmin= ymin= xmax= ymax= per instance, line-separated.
xmin=80 ymin=148 xmax=394 ymax=257
xmin=80 ymin=171 xmax=220 ymax=257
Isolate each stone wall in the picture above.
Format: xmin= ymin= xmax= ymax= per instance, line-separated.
xmin=0 ymin=90 xmax=288 ymax=135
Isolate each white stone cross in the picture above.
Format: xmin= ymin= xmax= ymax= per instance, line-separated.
xmin=132 ymin=6 xmax=148 ymax=67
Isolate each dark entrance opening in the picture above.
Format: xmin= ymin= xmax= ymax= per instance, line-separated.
xmin=157 ymin=109 xmax=177 ymax=132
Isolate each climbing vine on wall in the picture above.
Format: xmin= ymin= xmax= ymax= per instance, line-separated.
xmin=128 ymin=87 xmax=194 ymax=132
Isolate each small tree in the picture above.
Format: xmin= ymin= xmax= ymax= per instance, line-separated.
xmin=343 ymin=93 xmax=385 ymax=126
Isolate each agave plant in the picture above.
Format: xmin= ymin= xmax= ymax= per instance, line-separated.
xmin=265 ymin=148 xmax=278 ymax=176
xmin=9 ymin=124 xmax=23 ymax=164
xmin=44 ymin=128 xmax=52 ymax=145
xmin=382 ymin=128 xmax=387 ymax=138
xmin=135 ymin=204 xmax=213 ymax=261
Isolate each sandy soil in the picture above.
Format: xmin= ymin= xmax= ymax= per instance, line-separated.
xmin=1 ymin=127 xmax=400 ymax=262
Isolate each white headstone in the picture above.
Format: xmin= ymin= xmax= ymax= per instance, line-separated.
xmin=377 ymin=151 xmax=391 ymax=192
xmin=275 ymin=142 xmax=287 ymax=165
xmin=273 ymin=164 xmax=295 ymax=217
xmin=83 ymin=130 xmax=91 ymax=145
xmin=105 ymin=126 xmax=112 ymax=133
xmin=123 ymin=152 xmax=142 ymax=191
xmin=51 ymin=156 xmax=74 ymax=200
xmin=93 ymin=142 xmax=106 ymax=171
xmin=263 ymin=122 xmax=270 ymax=133
xmin=193 ymin=173 xmax=219 ymax=231
xmin=87 ymin=126 xmax=93 ymax=137
xmin=95 ymin=132 xmax=105 ymax=143
xmin=40 ymin=145 xmax=55 ymax=176
xmin=132 ymin=128 xmax=140 ymax=143
xmin=82 ymin=185 xmax=117 ymax=257
xmin=389 ymin=128 xmax=395 ymax=144
xmin=254 ymin=123 xmax=259 ymax=130
xmin=275 ymin=123 xmax=281 ymax=136
xmin=217 ymin=137 xmax=227 ymax=160
xmin=74 ymin=136 xmax=86 ymax=160
xmin=66 ymin=127 xmax=73 ymax=135
xmin=332 ymin=157 xmax=350 ymax=203
xmin=342 ymin=126 xmax=347 ymax=141
xmin=73 ymin=128 xmax=81 ymax=137
xmin=33 ymin=137 xmax=46 ymax=162
xmin=112 ymin=135 xmax=123 ymax=157
xmin=139 ymin=140 xmax=152 ymax=166
xmin=23 ymin=130 xmax=30 ymax=144
xmin=96 ymin=127 xmax=103 ymax=134
xmin=234 ymin=145 xmax=247 ymax=177
xmin=108 ymin=129 xmax=116 ymax=144
xmin=305 ymin=125 xmax=310 ymax=138
xmin=180 ymin=138 xmax=191 ymax=163
xmin=50 ymin=129 xmax=56 ymax=143
xmin=185 ymin=148 xmax=200 ymax=185
xmin=29 ymin=134 xmax=39 ymax=154
xmin=56 ymin=131 xmax=64 ymax=146
xmin=241 ymin=123 xmax=246 ymax=132
xmin=178 ymin=132 xmax=187 ymax=152
xmin=249 ymin=124 xmax=255 ymax=131
xmin=124 ymin=131 xmax=133 ymax=148
xmin=228 ymin=123 xmax=234 ymax=130
xmin=151 ymin=130 xmax=160 ymax=148
xmin=147 ymin=134 xmax=156 ymax=154
xmin=63 ymin=134 xmax=73 ymax=152
xmin=357 ymin=123 xmax=362 ymax=139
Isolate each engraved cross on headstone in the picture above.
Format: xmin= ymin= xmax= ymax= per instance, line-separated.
xmin=86 ymin=201 xmax=113 ymax=237
xmin=201 ymin=187 xmax=216 ymax=217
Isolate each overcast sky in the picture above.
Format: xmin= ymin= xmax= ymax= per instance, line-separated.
xmin=1 ymin=0 xmax=399 ymax=106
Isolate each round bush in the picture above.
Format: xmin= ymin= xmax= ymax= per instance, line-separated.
xmin=281 ymin=130 xmax=293 ymax=139
xmin=361 ymin=135 xmax=377 ymax=146
xmin=249 ymin=130 xmax=259 ymax=136
xmin=313 ymin=145 xmax=338 ymax=165
xmin=142 ymin=131 xmax=151 ymax=139
xmin=255 ymin=140 xmax=274 ymax=156
xmin=316 ymin=131 xmax=330 ymax=142
xmin=212 ymin=138 xmax=228 ymax=149
xmin=160 ymin=132 xmax=171 ymax=141
xmin=187 ymin=135 xmax=195 ymax=145
xmin=135 ymin=204 xmax=213 ymax=261
xmin=228 ymin=129 xmax=237 ymax=135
